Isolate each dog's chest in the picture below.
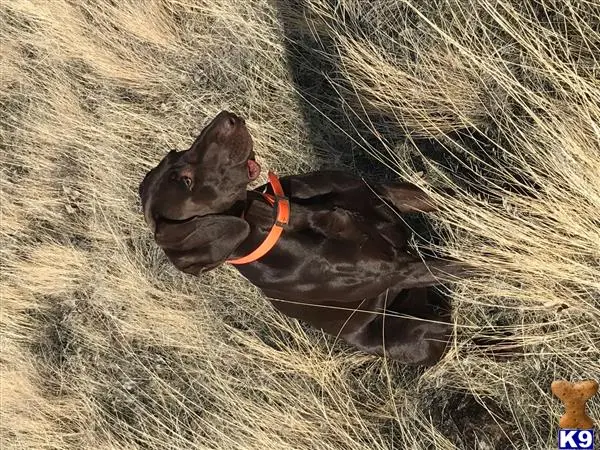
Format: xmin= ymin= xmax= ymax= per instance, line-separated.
xmin=289 ymin=202 xmax=404 ymax=248
xmin=304 ymin=207 xmax=366 ymax=240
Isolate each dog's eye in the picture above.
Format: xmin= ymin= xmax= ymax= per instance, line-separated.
xmin=181 ymin=176 xmax=192 ymax=189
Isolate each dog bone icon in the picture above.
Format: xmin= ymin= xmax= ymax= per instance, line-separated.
xmin=551 ymin=379 xmax=598 ymax=429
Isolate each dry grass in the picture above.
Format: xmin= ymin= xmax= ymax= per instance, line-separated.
xmin=1 ymin=0 xmax=599 ymax=449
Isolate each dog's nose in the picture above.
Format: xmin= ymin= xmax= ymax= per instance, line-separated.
xmin=219 ymin=111 xmax=242 ymax=131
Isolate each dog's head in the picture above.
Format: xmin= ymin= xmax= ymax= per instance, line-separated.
xmin=139 ymin=111 xmax=261 ymax=274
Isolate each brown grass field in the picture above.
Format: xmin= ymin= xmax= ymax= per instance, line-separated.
xmin=1 ymin=0 xmax=599 ymax=448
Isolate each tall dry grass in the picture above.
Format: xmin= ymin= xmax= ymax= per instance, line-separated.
xmin=1 ymin=0 xmax=599 ymax=449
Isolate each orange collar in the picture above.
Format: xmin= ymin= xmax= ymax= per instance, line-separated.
xmin=227 ymin=171 xmax=290 ymax=265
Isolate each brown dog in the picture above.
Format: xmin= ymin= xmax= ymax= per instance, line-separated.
xmin=139 ymin=111 xmax=469 ymax=365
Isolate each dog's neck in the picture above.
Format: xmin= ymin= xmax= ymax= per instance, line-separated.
xmin=241 ymin=190 xmax=277 ymax=228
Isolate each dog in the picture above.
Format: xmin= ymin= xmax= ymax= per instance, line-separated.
xmin=139 ymin=111 xmax=470 ymax=365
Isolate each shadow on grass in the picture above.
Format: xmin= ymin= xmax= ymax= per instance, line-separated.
xmin=273 ymin=0 xmax=541 ymax=198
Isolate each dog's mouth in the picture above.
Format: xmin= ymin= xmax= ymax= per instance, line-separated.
xmin=246 ymin=149 xmax=261 ymax=181
xmin=150 ymin=213 xmax=196 ymax=234
xmin=146 ymin=214 xmax=196 ymax=233
xmin=155 ymin=214 xmax=196 ymax=225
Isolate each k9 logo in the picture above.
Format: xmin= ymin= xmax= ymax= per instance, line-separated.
xmin=558 ymin=429 xmax=595 ymax=450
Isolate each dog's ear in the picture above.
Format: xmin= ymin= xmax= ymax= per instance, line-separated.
xmin=154 ymin=215 xmax=250 ymax=275
xmin=376 ymin=182 xmax=440 ymax=213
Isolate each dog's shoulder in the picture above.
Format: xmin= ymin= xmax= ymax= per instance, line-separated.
xmin=278 ymin=170 xmax=366 ymax=200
